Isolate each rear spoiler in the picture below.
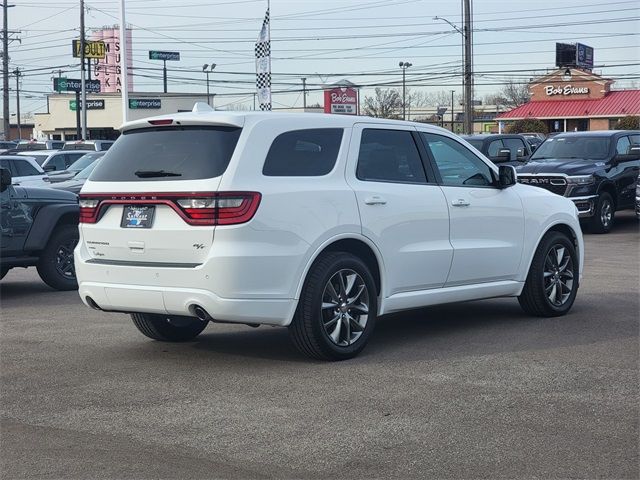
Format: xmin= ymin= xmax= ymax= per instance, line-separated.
xmin=120 ymin=102 xmax=245 ymax=132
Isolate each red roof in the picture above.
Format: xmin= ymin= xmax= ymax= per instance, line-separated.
xmin=497 ymin=90 xmax=640 ymax=119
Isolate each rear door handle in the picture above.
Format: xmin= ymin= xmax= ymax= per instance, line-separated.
xmin=364 ymin=195 xmax=387 ymax=205
xmin=451 ymin=199 xmax=470 ymax=207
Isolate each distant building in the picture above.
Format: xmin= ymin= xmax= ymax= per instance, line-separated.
xmin=497 ymin=68 xmax=640 ymax=132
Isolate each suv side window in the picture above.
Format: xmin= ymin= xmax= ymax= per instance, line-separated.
xmin=487 ymin=140 xmax=503 ymax=157
xmin=503 ymin=138 xmax=527 ymax=157
xmin=15 ymin=159 xmax=40 ymax=176
xmin=421 ymin=133 xmax=494 ymax=187
xmin=616 ymin=136 xmax=631 ymax=155
xmin=262 ymin=128 xmax=343 ymax=176
xmin=65 ymin=153 xmax=84 ymax=167
xmin=0 ymin=159 xmax=16 ymax=176
xmin=356 ymin=129 xmax=427 ymax=183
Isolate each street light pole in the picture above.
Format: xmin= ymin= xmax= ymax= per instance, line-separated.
xmin=13 ymin=67 xmax=20 ymax=138
xmin=399 ymin=61 xmax=412 ymax=121
xmin=202 ymin=63 xmax=215 ymax=107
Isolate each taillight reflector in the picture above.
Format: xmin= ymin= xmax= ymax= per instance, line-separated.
xmin=78 ymin=192 xmax=261 ymax=226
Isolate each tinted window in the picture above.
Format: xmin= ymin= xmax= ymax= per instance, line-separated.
xmin=356 ymin=129 xmax=427 ymax=183
xmin=27 ymin=154 xmax=48 ymax=165
xmin=531 ymin=136 xmax=611 ymax=160
xmin=75 ymin=161 xmax=100 ymax=180
xmin=465 ymin=139 xmax=484 ymax=151
xmin=421 ymin=133 xmax=494 ymax=187
xmin=15 ymin=160 xmax=40 ymax=176
xmin=69 ymin=152 xmax=104 ymax=172
xmin=65 ymin=152 xmax=86 ymax=167
xmin=46 ymin=156 xmax=65 ymax=171
xmin=487 ymin=140 xmax=503 ymax=157
xmin=616 ymin=136 xmax=630 ymax=155
xmin=91 ymin=126 xmax=241 ymax=182
xmin=263 ymin=129 xmax=343 ymax=176
xmin=0 ymin=159 xmax=16 ymax=176
xmin=503 ymin=138 xmax=527 ymax=158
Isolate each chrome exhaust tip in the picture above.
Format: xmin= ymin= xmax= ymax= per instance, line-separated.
xmin=191 ymin=305 xmax=210 ymax=322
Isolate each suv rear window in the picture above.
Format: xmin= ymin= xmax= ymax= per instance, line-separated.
xmin=90 ymin=126 xmax=241 ymax=182
xmin=263 ymin=128 xmax=343 ymax=176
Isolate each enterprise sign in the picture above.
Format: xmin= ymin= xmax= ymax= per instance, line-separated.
xmin=53 ymin=77 xmax=101 ymax=93
xmin=69 ymin=99 xmax=105 ymax=111
xmin=129 ymin=98 xmax=162 ymax=109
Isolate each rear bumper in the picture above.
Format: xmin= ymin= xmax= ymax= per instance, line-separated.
xmin=78 ymin=281 xmax=296 ymax=327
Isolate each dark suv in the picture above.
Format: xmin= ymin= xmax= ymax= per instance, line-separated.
xmin=516 ymin=131 xmax=640 ymax=233
xmin=462 ymin=134 xmax=533 ymax=165
xmin=0 ymin=167 xmax=79 ymax=289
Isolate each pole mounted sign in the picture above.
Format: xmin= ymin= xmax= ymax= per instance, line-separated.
xmin=323 ymin=87 xmax=358 ymax=115
xmin=72 ymin=40 xmax=106 ymax=59
xmin=53 ymin=77 xmax=101 ymax=93
xmin=148 ymin=51 xmax=180 ymax=61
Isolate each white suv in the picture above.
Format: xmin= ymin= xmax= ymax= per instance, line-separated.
xmin=76 ymin=104 xmax=584 ymax=360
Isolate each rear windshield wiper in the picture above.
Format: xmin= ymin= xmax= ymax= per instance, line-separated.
xmin=134 ymin=170 xmax=182 ymax=178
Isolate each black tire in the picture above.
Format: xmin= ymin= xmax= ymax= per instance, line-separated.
xmin=289 ymin=252 xmax=377 ymax=361
xmin=588 ymin=192 xmax=615 ymax=233
xmin=131 ymin=313 xmax=208 ymax=342
xmin=518 ymin=231 xmax=579 ymax=317
xmin=36 ymin=224 xmax=79 ymax=291
xmin=0 ymin=268 xmax=8 ymax=280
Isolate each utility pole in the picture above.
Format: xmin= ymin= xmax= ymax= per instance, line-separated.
xmin=302 ymin=77 xmax=307 ymax=109
xmin=12 ymin=67 xmax=19 ymax=138
xmin=451 ymin=90 xmax=455 ymax=132
xmin=80 ymin=0 xmax=87 ymax=140
xmin=2 ymin=2 xmax=12 ymax=140
xmin=463 ymin=0 xmax=473 ymax=134
xmin=163 ymin=59 xmax=167 ymax=93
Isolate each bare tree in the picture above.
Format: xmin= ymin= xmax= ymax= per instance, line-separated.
xmin=494 ymin=80 xmax=530 ymax=108
xmin=362 ymin=88 xmax=402 ymax=119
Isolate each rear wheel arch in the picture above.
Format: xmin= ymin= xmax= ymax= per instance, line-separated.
xmin=295 ymin=236 xmax=384 ymax=301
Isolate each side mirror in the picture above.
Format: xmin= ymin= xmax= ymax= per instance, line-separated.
xmin=498 ymin=165 xmax=517 ymax=188
xmin=0 ymin=167 xmax=11 ymax=192
xmin=494 ymin=148 xmax=511 ymax=161
xmin=43 ymin=165 xmax=56 ymax=172
xmin=627 ymin=145 xmax=640 ymax=159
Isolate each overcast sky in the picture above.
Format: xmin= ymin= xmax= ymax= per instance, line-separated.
xmin=5 ymin=0 xmax=640 ymax=116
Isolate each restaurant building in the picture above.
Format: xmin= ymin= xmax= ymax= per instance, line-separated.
xmin=497 ymin=68 xmax=640 ymax=132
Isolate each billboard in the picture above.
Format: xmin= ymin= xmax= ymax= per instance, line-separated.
xmin=72 ymin=40 xmax=106 ymax=59
xmin=91 ymin=27 xmax=133 ymax=93
xmin=576 ymin=43 xmax=594 ymax=70
xmin=323 ymin=87 xmax=358 ymax=115
xmin=556 ymin=42 xmax=594 ymax=70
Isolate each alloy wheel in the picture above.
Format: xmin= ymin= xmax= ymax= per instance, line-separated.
xmin=543 ymin=244 xmax=574 ymax=307
xmin=600 ymin=199 xmax=612 ymax=227
xmin=321 ymin=269 xmax=370 ymax=347
xmin=55 ymin=240 xmax=77 ymax=279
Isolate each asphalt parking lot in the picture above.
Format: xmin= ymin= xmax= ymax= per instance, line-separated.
xmin=1 ymin=212 xmax=638 ymax=479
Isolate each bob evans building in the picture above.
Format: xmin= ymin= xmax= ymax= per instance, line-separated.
xmin=498 ymin=68 xmax=640 ymax=132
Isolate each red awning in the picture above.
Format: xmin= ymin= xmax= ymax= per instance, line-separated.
xmin=497 ymin=90 xmax=640 ymax=119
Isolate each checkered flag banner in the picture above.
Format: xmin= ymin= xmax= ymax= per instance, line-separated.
xmin=255 ymin=8 xmax=271 ymax=111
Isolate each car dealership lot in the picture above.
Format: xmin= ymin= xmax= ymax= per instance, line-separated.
xmin=1 ymin=213 xmax=638 ymax=479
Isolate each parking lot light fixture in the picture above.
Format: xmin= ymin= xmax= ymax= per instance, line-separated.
xmin=203 ymin=63 xmax=216 ymax=107
xmin=399 ymin=61 xmax=412 ymax=120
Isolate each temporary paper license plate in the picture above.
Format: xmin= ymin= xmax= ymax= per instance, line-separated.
xmin=121 ymin=205 xmax=155 ymax=228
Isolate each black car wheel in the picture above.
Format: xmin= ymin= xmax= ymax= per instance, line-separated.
xmin=289 ymin=252 xmax=377 ymax=361
xmin=518 ymin=231 xmax=579 ymax=317
xmin=588 ymin=192 xmax=614 ymax=234
xmin=131 ymin=313 xmax=208 ymax=342
xmin=36 ymin=224 xmax=79 ymax=291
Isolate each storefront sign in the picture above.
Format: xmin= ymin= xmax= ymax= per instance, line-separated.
xmin=69 ymin=99 xmax=105 ymax=111
xmin=53 ymin=77 xmax=101 ymax=93
xmin=324 ymin=87 xmax=358 ymax=115
xmin=129 ymin=98 xmax=161 ymax=109
xmin=72 ymin=40 xmax=106 ymax=59
xmin=545 ymin=85 xmax=590 ymax=96
xmin=149 ymin=51 xmax=180 ymax=61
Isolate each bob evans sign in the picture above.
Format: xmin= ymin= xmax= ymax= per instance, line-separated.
xmin=545 ymin=85 xmax=590 ymax=96
xmin=324 ymin=87 xmax=358 ymax=115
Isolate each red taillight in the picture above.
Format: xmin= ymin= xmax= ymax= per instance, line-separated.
xmin=78 ymin=192 xmax=261 ymax=226
xmin=79 ymin=198 xmax=100 ymax=223
xmin=148 ymin=119 xmax=173 ymax=126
